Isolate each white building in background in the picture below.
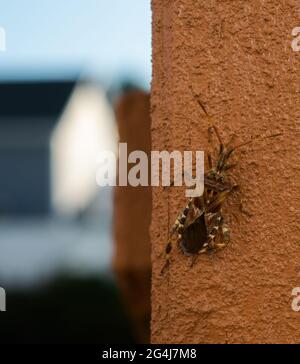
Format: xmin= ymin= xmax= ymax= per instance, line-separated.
xmin=0 ymin=79 xmax=117 ymax=216
xmin=0 ymin=79 xmax=118 ymax=286
xmin=51 ymin=82 xmax=117 ymax=217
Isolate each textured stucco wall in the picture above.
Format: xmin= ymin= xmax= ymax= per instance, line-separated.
xmin=113 ymin=90 xmax=152 ymax=343
xmin=151 ymin=0 xmax=300 ymax=343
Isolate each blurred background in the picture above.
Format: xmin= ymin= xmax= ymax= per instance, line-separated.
xmin=0 ymin=0 xmax=151 ymax=343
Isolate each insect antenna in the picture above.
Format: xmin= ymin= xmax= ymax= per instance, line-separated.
xmin=189 ymin=84 xmax=282 ymax=165
xmin=189 ymin=85 xmax=227 ymax=157
xmin=212 ymin=125 xmax=224 ymax=155
xmin=225 ymin=132 xmax=283 ymax=160
xmin=189 ymin=85 xmax=209 ymax=116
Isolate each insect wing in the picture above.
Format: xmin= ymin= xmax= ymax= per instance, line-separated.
xmin=181 ymin=213 xmax=208 ymax=254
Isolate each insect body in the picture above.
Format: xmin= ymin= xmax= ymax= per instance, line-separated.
xmin=161 ymin=93 xmax=282 ymax=274
xmin=161 ymin=127 xmax=235 ymax=274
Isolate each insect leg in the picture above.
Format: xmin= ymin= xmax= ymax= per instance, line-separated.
xmin=207 ymin=152 xmax=213 ymax=169
xmin=190 ymin=254 xmax=198 ymax=267
xmin=222 ymin=225 xmax=230 ymax=243
xmin=160 ymin=235 xmax=182 ymax=275
xmin=223 ymin=163 xmax=237 ymax=171
xmin=226 ymin=133 xmax=238 ymax=149
xmin=160 ymin=241 xmax=172 ymax=275
xmin=214 ymin=224 xmax=230 ymax=251
xmin=206 ymin=212 xmax=223 ymax=249
xmin=160 ymin=240 xmax=173 ymax=275
xmin=208 ymin=211 xmax=229 ymax=251
xmin=231 ymin=184 xmax=253 ymax=217
xmin=206 ymin=190 xmax=231 ymax=213
xmin=161 ymin=199 xmax=194 ymax=275
xmin=170 ymin=198 xmax=193 ymax=235
xmin=207 ymin=126 xmax=214 ymax=169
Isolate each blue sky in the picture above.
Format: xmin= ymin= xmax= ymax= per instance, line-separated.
xmin=0 ymin=0 xmax=151 ymax=87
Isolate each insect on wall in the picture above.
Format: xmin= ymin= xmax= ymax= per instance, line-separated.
xmin=161 ymin=88 xmax=282 ymax=274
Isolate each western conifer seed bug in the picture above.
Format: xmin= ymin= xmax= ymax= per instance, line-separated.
xmin=161 ymin=90 xmax=282 ymax=274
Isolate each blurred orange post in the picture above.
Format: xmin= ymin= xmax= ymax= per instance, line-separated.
xmin=113 ymin=90 xmax=152 ymax=343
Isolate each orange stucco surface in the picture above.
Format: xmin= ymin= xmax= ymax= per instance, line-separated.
xmin=151 ymin=0 xmax=300 ymax=343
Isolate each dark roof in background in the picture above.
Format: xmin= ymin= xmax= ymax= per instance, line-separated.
xmin=0 ymin=80 xmax=77 ymax=118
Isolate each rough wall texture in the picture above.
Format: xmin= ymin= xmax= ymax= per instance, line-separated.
xmin=113 ymin=90 xmax=152 ymax=343
xmin=151 ymin=0 xmax=300 ymax=343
